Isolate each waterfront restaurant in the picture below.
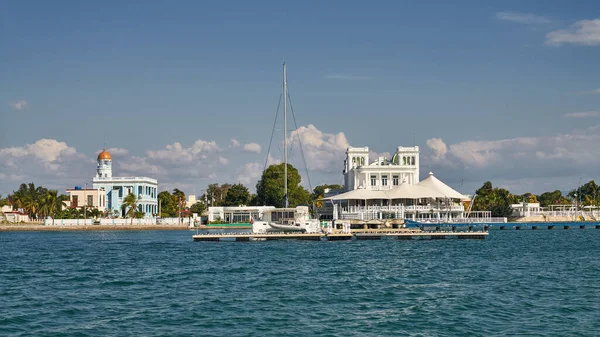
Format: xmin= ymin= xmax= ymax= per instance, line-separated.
xmin=320 ymin=145 xmax=494 ymax=224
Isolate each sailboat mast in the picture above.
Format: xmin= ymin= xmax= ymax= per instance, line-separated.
xmin=283 ymin=62 xmax=288 ymax=208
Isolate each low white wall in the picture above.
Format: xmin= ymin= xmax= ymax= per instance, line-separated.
xmin=44 ymin=217 xmax=194 ymax=226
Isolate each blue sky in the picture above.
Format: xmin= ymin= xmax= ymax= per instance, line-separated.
xmin=2 ymin=0 xmax=600 ymax=196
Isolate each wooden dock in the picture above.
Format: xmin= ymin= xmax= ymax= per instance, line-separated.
xmin=192 ymin=231 xmax=488 ymax=242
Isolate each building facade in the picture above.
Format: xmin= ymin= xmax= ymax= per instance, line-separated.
xmin=92 ymin=149 xmax=159 ymax=217
xmin=344 ymin=146 xmax=420 ymax=191
xmin=65 ymin=187 xmax=104 ymax=212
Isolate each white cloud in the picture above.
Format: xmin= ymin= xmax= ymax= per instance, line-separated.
xmin=578 ymin=88 xmax=600 ymax=95
xmin=564 ymin=111 xmax=600 ymax=118
xmin=0 ymin=139 xmax=91 ymax=193
xmin=496 ymin=12 xmax=551 ymax=24
xmin=324 ymin=74 xmax=372 ymax=81
xmin=422 ymin=126 xmax=600 ymax=193
xmin=9 ymin=100 xmax=28 ymax=110
xmin=236 ymin=162 xmax=263 ymax=186
xmin=242 ymin=143 xmax=262 ymax=153
xmin=230 ymin=139 xmax=240 ymax=148
xmin=287 ymin=124 xmax=349 ymax=172
xmin=546 ymin=18 xmax=600 ymax=46
xmin=102 ymin=147 xmax=129 ymax=156
xmin=425 ymin=138 xmax=448 ymax=162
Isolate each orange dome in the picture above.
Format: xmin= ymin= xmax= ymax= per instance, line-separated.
xmin=97 ymin=148 xmax=112 ymax=160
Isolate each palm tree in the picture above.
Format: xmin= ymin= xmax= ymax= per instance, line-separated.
xmin=173 ymin=188 xmax=186 ymax=224
xmin=121 ymin=193 xmax=138 ymax=224
xmin=41 ymin=190 xmax=68 ymax=225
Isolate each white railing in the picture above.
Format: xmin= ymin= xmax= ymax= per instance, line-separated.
xmin=416 ymin=217 xmax=507 ymax=224
xmin=342 ymin=205 xmax=464 ymax=213
xmin=43 ymin=217 xmax=193 ymax=226
xmin=513 ymin=210 xmax=600 ymax=219
xmin=93 ymin=176 xmax=158 ymax=183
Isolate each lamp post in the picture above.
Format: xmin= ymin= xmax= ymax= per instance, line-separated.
xmin=84 ymin=182 xmax=87 ymax=222
xmin=578 ymin=177 xmax=582 ymax=217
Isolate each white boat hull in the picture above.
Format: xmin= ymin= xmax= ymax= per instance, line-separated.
xmin=252 ymin=220 xmax=320 ymax=234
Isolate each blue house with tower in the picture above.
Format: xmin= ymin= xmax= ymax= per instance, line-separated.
xmin=92 ymin=148 xmax=159 ymax=217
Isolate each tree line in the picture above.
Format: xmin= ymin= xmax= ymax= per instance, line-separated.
xmin=470 ymin=180 xmax=600 ymax=218
xmin=3 ymin=163 xmax=597 ymax=221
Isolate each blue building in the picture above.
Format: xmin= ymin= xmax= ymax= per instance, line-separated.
xmin=92 ymin=149 xmax=158 ymax=217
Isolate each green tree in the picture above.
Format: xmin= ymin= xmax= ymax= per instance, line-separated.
xmin=568 ymin=180 xmax=600 ymax=206
xmin=255 ymin=163 xmax=311 ymax=208
xmin=158 ymin=191 xmax=177 ymax=217
xmin=221 ymin=184 xmax=251 ymax=206
xmin=537 ymin=190 xmax=569 ymax=208
xmin=311 ymin=184 xmax=344 ymax=207
xmin=172 ymin=188 xmax=186 ymax=223
xmin=471 ymin=181 xmax=514 ymax=218
xmin=206 ymin=183 xmax=232 ymax=206
xmin=121 ymin=193 xmax=138 ymax=224
xmin=189 ymin=202 xmax=206 ymax=216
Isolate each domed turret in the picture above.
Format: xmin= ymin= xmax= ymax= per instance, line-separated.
xmin=96 ymin=148 xmax=112 ymax=178
xmin=97 ymin=148 xmax=112 ymax=160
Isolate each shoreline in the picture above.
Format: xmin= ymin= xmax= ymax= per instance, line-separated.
xmin=0 ymin=224 xmax=191 ymax=231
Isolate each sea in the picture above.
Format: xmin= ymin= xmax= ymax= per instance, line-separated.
xmin=1 ymin=229 xmax=600 ymax=336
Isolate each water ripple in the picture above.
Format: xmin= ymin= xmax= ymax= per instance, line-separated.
xmin=1 ymin=230 xmax=600 ymax=335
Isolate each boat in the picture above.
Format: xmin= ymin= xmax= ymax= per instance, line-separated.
xmin=251 ymin=206 xmax=320 ymax=234
xmin=251 ymin=63 xmax=321 ymax=234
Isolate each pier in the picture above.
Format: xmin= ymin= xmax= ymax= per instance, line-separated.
xmin=192 ymin=231 xmax=488 ymax=242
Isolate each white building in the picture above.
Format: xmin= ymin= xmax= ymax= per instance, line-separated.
xmin=321 ymin=145 xmax=499 ymax=224
xmin=208 ymin=206 xmax=276 ymax=224
xmin=344 ymin=146 xmax=420 ymax=190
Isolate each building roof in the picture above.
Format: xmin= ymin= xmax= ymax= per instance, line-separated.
xmin=324 ymin=172 xmax=467 ymax=201
xmin=325 ymin=189 xmax=391 ymax=200
xmin=416 ymin=172 xmax=466 ymax=199
xmin=97 ymin=148 xmax=112 ymax=160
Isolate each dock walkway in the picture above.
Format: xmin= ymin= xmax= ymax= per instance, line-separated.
xmin=192 ymin=231 xmax=488 ymax=242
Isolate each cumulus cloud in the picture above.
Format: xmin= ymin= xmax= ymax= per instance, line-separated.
xmin=230 ymin=139 xmax=240 ymax=148
xmin=425 ymin=138 xmax=448 ymax=162
xmin=120 ymin=139 xmax=226 ymax=181
xmin=0 ymin=139 xmax=91 ymax=193
xmin=242 ymin=143 xmax=262 ymax=153
xmin=546 ymin=18 xmax=600 ymax=46
xmin=496 ymin=11 xmax=551 ymax=24
xmin=564 ymin=111 xmax=600 ymax=118
xmin=422 ymin=126 xmax=600 ymax=193
xmin=324 ymin=74 xmax=372 ymax=81
xmin=236 ymin=162 xmax=263 ymax=186
xmin=287 ymin=124 xmax=349 ymax=172
xmin=9 ymin=100 xmax=28 ymax=110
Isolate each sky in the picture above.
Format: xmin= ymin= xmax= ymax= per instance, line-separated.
xmin=2 ymin=0 xmax=600 ymax=197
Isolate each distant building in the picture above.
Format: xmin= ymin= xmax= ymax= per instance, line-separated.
xmin=91 ymin=148 xmax=158 ymax=217
xmin=186 ymin=195 xmax=199 ymax=208
xmin=1 ymin=205 xmax=31 ymax=223
xmin=65 ymin=186 xmax=104 ymax=211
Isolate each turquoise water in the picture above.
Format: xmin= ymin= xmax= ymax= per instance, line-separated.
xmin=2 ymin=230 xmax=600 ymax=336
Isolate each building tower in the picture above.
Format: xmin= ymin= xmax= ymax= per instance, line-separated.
xmin=96 ymin=148 xmax=112 ymax=178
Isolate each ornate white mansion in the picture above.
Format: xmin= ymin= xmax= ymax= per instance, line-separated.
xmin=321 ymin=145 xmax=492 ymax=223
